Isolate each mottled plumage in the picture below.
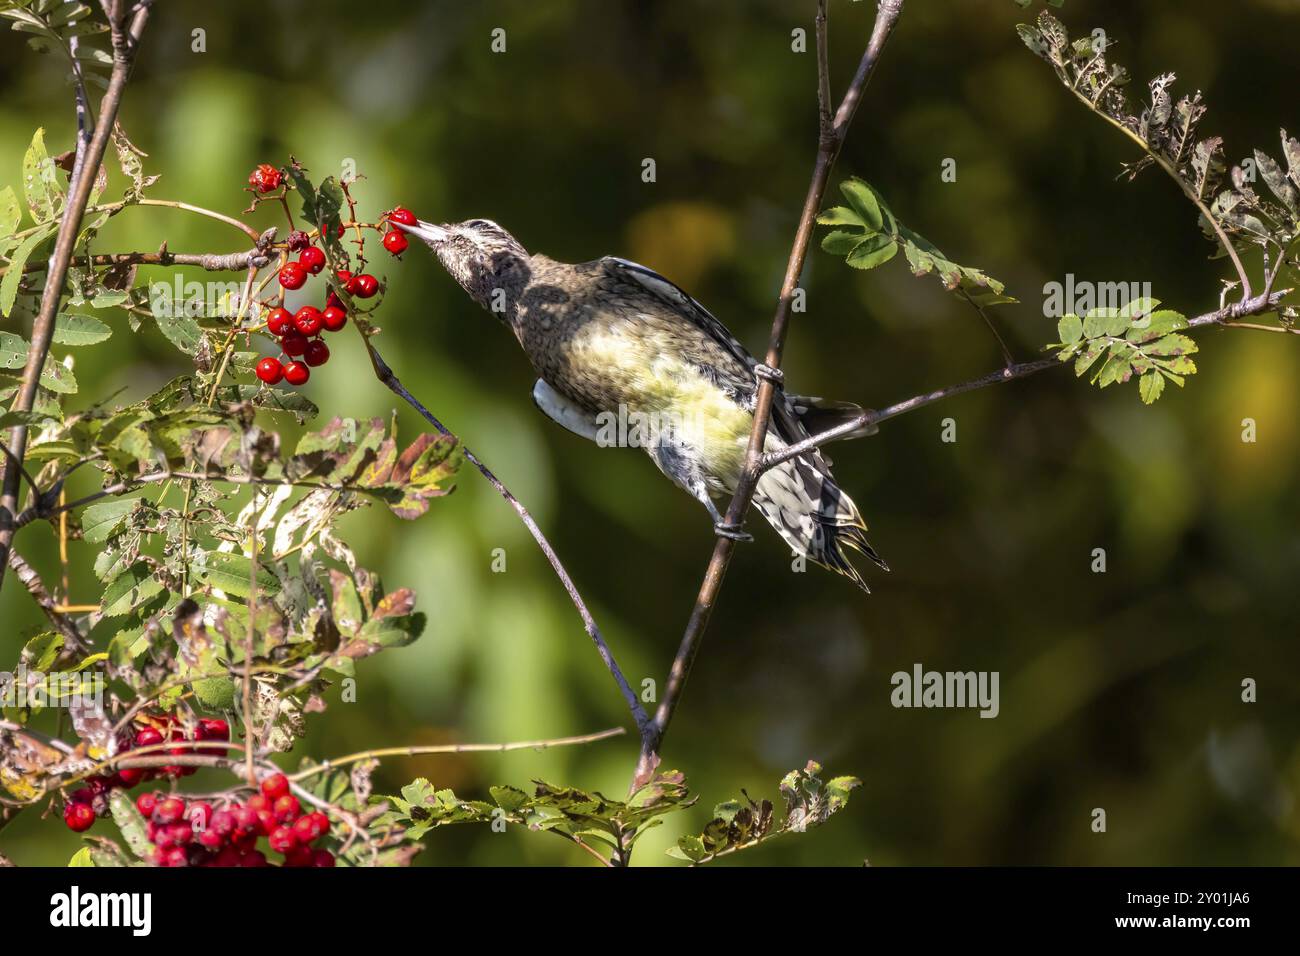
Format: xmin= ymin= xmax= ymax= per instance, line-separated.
xmin=398 ymin=218 xmax=887 ymax=590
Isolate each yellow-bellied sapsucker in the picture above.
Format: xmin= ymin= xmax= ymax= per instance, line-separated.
xmin=398 ymin=217 xmax=888 ymax=591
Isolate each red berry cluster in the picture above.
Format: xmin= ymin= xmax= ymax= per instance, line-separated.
xmin=382 ymin=207 xmax=416 ymax=257
xmin=135 ymin=773 xmax=334 ymax=868
xmin=62 ymin=716 xmax=230 ymax=832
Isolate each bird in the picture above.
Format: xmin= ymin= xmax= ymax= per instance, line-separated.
xmin=395 ymin=217 xmax=888 ymax=591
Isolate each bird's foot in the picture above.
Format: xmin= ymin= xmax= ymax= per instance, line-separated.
xmin=754 ymin=363 xmax=784 ymax=387
xmin=713 ymin=521 xmax=753 ymax=543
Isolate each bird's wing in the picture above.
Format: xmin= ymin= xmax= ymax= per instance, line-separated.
xmin=600 ymin=257 xmax=761 ymax=374
xmin=532 ymin=378 xmax=604 ymax=443
xmin=600 ymin=256 xmax=813 ymax=450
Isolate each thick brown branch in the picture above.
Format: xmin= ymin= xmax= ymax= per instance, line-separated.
xmin=630 ymin=0 xmax=906 ymax=793
xmin=6 ymin=548 xmax=87 ymax=653
xmin=0 ymin=0 xmax=152 ymax=591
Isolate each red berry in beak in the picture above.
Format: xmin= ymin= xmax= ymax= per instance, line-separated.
xmin=382 ymin=230 xmax=409 ymax=256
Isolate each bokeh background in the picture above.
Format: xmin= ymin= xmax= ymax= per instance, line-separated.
xmin=2 ymin=0 xmax=1298 ymax=865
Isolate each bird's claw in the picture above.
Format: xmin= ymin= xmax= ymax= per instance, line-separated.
xmin=754 ymin=363 xmax=784 ymax=387
xmin=713 ymin=521 xmax=753 ymax=543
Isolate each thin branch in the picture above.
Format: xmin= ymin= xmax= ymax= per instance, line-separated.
xmin=629 ymin=0 xmax=906 ymax=793
xmin=361 ymin=342 xmax=653 ymax=742
xmin=1 ymin=248 xmax=268 ymax=278
xmin=760 ymin=289 xmax=1291 ymax=471
xmin=4 ymin=549 xmax=86 ymax=653
xmin=285 ymin=726 xmax=627 ymax=783
xmin=0 ymin=0 xmax=152 ymax=592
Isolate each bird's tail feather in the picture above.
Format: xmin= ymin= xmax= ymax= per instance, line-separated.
xmin=751 ymin=448 xmax=887 ymax=593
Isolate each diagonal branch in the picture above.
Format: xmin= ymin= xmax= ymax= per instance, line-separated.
xmin=759 ymin=288 xmax=1291 ymax=472
xmin=629 ymin=0 xmax=907 ymax=793
xmin=361 ymin=342 xmax=654 ymax=743
xmin=0 ymin=0 xmax=152 ymax=593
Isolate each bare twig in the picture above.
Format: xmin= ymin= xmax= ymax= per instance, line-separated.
xmin=0 ymin=0 xmax=152 ymax=591
xmin=285 ymin=726 xmax=627 ymax=783
xmin=759 ymin=288 xmax=1291 ymax=471
xmin=4 ymin=549 xmax=86 ymax=653
xmin=361 ymin=343 xmax=653 ymax=742
xmin=629 ymin=0 xmax=906 ymax=793
xmin=1 ymin=248 xmax=267 ymax=278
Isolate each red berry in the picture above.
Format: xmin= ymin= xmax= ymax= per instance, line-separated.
xmin=268 ymin=826 xmax=299 ymax=854
xmin=278 ymin=263 xmax=307 ymax=290
xmin=293 ymin=306 xmax=323 ymax=336
xmin=303 ymin=339 xmax=330 ymax=367
xmin=168 ymin=821 xmax=194 ymax=846
xmin=347 ymin=273 xmax=379 ymax=298
xmin=198 ymin=718 xmax=229 ymax=740
xmin=247 ymin=793 xmax=272 ymax=814
xmin=211 ymin=847 xmax=242 ymax=867
xmin=280 ymin=332 xmax=308 ymax=357
xmin=273 ymin=794 xmax=301 ymax=822
xmin=298 ymin=247 xmax=326 ymax=275
xmin=231 ymin=805 xmax=260 ymax=836
xmin=256 ymin=809 xmax=278 ymax=836
xmin=334 ymin=269 xmax=353 ymax=290
xmin=255 ymin=356 xmax=284 ymax=385
xmin=64 ymin=801 xmax=96 ymax=832
xmin=309 ymin=811 xmax=330 ymax=837
xmin=155 ymin=797 xmax=185 ymax=825
xmin=386 ymin=207 xmax=418 ymax=226
xmin=66 ymin=787 xmax=93 ymax=806
xmin=311 ymin=849 xmax=336 ymax=867
xmin=282 ymin=361 xmax=310 ymax=386
xmin=292 ymin=814 xmax=318 ymax=844
xmin=198 ymin=829 xmax=225 ymax=849
xmin=116 ymin=767 xmax=146 ymax=787
xmin=136 ymin=791 xmax=160 ymax=818
xmin=210 ymin=809 xmax=235 ymax=837
xmin=320 ymin=305 xmax=347 ymax=332
xmin=134 ymin=726 xmax=165 ymax=748
xmin=283 ymin=845 xmax=313 ymax=867
xmin=248 ymin=163 xmax=282 ymax=194
xmin=261 ymin=775 xmax=289 ymax=806
xmin=162 ymin=845 xmax=189 ymax=867
xmin=239 ymin=850 xmax=270 ymax=867
xmin=266 ymin=307 xmax=293 ymax=337
xmin=382 ymin=230 xmax=409 ymax=256
xmin=187 ymin=801 xmax=214 ymax=831
xmin=286 ymin=230 xmax=311 ymax=251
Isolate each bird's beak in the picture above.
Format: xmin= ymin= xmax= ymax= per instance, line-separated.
xmin=394 ymin=219 xmax=450 ymax=244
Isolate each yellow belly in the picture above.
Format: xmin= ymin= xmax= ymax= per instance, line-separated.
xmin=566 ymin=323 xmax=753 ymax=483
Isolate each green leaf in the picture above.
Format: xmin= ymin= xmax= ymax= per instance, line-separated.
xmin=22 ymin=128 xmax=62 ymax=223
xmin=815 ymin=206 xmax=863 ymax=228
xmin=100 ymin=562 xmax=164 ymax=617
xmin=0 ymin=226 xmax=54 ymax=318
xmin=0 ymin=185 xmax=20 ymax=237
xmin=108 ymin=789 xmax=155 ymax=860
xmin=81 ymin=496 xmax=142 ymax=544
xmin=1057 ymin=314 xmax=1083 ymax=344
xmin=152 ymin=305 xmax=204 ymax=355
xmin=1139 ymin=370 xmax=1165 ymax=404
xmin=840 ymin=178 xmax=884 ymax=232
xmin=820 ymin=230 xmax=865 ymax=255
xmin=845 ymin=234 xmax=898 ymax=270
xmin=0 ymin=330 xmax=77 ymax=393
xmin=1082 ymin=311 xmax=1128 ymax=339
xmin=53 ymin=312 xmax=112 ymax=346
xmin=1144 ymin=333 xmax=1197 ymax=357
xmin=1125 ymin=309 xmax=1187 ymax=344
xmin=192 ymin=551 xmax=279 ymax=598
xmin=192 ymin=676 xmax=236 ymax=710
xmin=67 ymin=847 xmax=95 ymax=867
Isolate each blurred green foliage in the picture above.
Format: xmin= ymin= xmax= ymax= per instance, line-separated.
xmin=2 ymin=0 xmax=1298 ymax=865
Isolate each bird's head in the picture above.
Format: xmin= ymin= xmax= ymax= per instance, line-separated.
xmin=395 ymin=217 xmax=530 ymax=317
